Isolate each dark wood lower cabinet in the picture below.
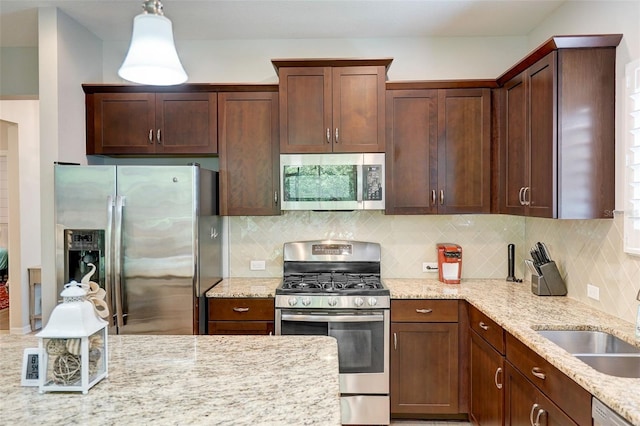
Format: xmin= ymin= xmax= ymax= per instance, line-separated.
xmin=504 ymin=362 xmax=576 ymax=425
xmin=469 ymin=329 xmax=504 ymax=425
xmin=207 ymin=297 xmax=275 ymax=335
xmin=390 ymin=322 xmax=459 ymax=414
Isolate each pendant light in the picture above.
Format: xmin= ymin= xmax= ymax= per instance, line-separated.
xmin=118 ymin=0 xmax=188 ymax=86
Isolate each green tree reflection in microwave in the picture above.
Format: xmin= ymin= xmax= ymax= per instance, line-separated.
xmin=283 ymin=165 xmax=358 ymax=201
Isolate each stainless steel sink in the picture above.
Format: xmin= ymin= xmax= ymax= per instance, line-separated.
xmin=576 ymin=354 xmax=640 ymax=378
xmin=536 ymin=329 xmax=640 ymax=378
xmin=537 ymin=330 xmax=640 ymax=354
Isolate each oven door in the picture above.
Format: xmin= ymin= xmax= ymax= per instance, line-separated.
xmin=276 ymin=309 xmax=389 ymax=394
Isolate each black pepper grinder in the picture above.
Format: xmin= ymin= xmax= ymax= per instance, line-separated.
xmin=506 ymin=243 xmax=521 ymax=282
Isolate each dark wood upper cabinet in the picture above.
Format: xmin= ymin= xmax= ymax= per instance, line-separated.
xmin=218 ymin=91 xmax=280 ymax=216
xmin=497 ymin=35 xmax=620 ymax=218
xmin=274 ymin=59 xmax=391 ymax=153
xmin=385 ymin=89 xmax=438 ymax=214
xmin=437 ymin=88 xmax=491 ymax=214
xmin=85 ymin=91 xmax=217 ymax=155
xmin=386 ymin=88 xmax=491 ymax=215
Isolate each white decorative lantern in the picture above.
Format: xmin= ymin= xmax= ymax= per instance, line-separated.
xmin=36 ymin=281 xmax=108 ymax=394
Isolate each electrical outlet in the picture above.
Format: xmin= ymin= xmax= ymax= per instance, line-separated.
xmin=250 ymin=260 xmax=266 ymax=271
xmin=422 ymin=262 xmax=438 ymax=273
xmin=587 ymin=284 xmax=600 ymax=301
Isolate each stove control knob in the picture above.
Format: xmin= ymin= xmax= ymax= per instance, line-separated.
xmin=288 ymin=297 xmax=298 ymax=307
xmin=302 ymin=297 xmax=311 ymax=306
xmin=354 ymin=297 xmax=364 ymax=307
xmin=327 ymin=297 xmax=338 ymax=307
xmin=367 ymin=297 xmax=378 ymax=306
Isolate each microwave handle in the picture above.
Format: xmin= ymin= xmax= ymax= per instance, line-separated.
xmin=357 ymin=163 xmax=364 ymax=202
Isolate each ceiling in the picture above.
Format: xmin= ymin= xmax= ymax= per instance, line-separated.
xmin=0 ymin=0 xmax=566 ymax=48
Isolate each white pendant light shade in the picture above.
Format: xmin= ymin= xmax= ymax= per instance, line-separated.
xmin=118 ymin=11 xmax=187 ymax=85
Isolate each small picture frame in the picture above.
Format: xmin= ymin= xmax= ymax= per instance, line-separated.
xmin=21 ymin=348 xmax=41 ymax=386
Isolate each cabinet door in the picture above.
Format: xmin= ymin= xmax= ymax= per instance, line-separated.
xmin=500 ymin=74 xmax=528 ymax=215
xmin=527 ymin=52 xmax=557 ymax=218
xmin=469 ymin=330 xmax=504 ymax=426
xmin=90 ymin=93 xmax=156 ymax=155
xmin=390 ymin=322 xmax=459 ymax=414
xmin=385 ymin=90 xmax=438 ymax=214
xmin=279 ymin=67 xmax=332 ymax=153
xmin=155 ymin=93 xmax=217 ymax=154
xmin=505 ymin=362 xmax=577 ymax=426
xmin=332 ymin=66 xmax=386 ymax=153
xmin=437 ymin=89 xmax=491 ymax=214
xmin=218 ymin=92 xmax=280 ymax=216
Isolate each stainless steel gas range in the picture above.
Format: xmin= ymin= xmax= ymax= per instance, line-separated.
xmin=275 ymin=240 xmax=390 ymax=425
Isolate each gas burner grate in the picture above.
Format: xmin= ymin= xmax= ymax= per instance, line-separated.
xmin=281 ymin=272 xmax=383 ymax=292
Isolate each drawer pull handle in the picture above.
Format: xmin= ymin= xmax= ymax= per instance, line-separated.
xmin=479 ymin=321 xmax=489 ymax=330
xmin=393 ymin=332 xmax=397 ymax=350
xmin=233 ymin=307 xmax=250 ymax=313
xmin=529 ymin=403 xmax=540 ymax=426
xmin=494 ymin=367 xmax=503 ymax=389
xmin=531 ymin=367 xmax=546 ymax=380
xmin=415 ymin=309 xmax=433 ymax=314
xmin=534 ymin=407 xmax=546 ymax=426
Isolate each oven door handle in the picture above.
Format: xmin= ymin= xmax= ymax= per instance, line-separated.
xmin=280 ymin=313 xmax=384 ymax=323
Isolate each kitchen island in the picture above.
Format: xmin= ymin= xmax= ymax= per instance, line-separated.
xmin=1 ymin=334 xmax=341 ymax=425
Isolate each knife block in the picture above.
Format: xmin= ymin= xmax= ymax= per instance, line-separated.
xmin=531 ymin=261 xmax=567 ymax=296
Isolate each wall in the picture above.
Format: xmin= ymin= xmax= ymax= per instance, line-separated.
xmin=228 ymin=212 xmax=525 ymax=280
xmin=102 ymin=36 xmax=528 ymax=83
xmin=523 ymin=0 xmax=640 ymax=325
xmin=0 ymin=47 xmax=38 ymax=98
xmin=38 ymin=7 xmax=102 ymax=325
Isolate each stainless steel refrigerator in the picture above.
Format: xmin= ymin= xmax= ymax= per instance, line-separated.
xmin=54 ymin=164 xmax=222 ymax=335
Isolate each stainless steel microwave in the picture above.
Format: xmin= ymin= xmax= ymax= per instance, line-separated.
xmin=280 ymin=153 xmax=385 ymax=211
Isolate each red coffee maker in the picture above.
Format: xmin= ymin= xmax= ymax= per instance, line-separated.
xmin=436 ymin=243 xmax=462 ymax=284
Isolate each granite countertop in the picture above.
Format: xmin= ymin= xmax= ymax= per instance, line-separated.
xmin=206 ymin=277 xmax=281 ymax=298
xmin=1 ymin=334 xmax=340 ymax=425
xmin=208 ymin=277 xmax=640 ymax=425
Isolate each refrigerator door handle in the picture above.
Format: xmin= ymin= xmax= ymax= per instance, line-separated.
xmin=105 ymin=195 xmax=115 ymax=327
xmin=114 ymin=195 xmax=125 ymax=328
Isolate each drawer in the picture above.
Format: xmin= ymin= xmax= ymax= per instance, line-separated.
xmin=506 ymin=333 xmax=591 ymax=426
xmin=469 ymin=304 xmax=505 ymax=354
xmin=208 ymin=298 xmax=275 ymax=321
xmin=391 ymin=299 xmax=458 ymax=322
xmin=208 ymin=321 xmax=274 ymax=335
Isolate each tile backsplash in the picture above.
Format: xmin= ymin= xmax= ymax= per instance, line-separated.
xmin=525 ymin=213 xmax=640 ymax=325
xmin=228 ymin=211 xmax=525 ymax=280
xmin=228 ymin=211 xmax=640 ymax=325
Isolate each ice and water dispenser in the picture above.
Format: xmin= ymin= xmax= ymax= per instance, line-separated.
xmin=63 ymin=229 xmax=105 ymax=292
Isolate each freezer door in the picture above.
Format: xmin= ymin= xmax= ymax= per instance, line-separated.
xmin=116 ymin=166 xmax=198 ymax=334
xmin=54 ymin=165 xmax=116 ymax=305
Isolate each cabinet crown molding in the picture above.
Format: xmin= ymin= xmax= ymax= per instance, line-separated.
xmin=271 ymin=58 xmax=393 ymax=74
